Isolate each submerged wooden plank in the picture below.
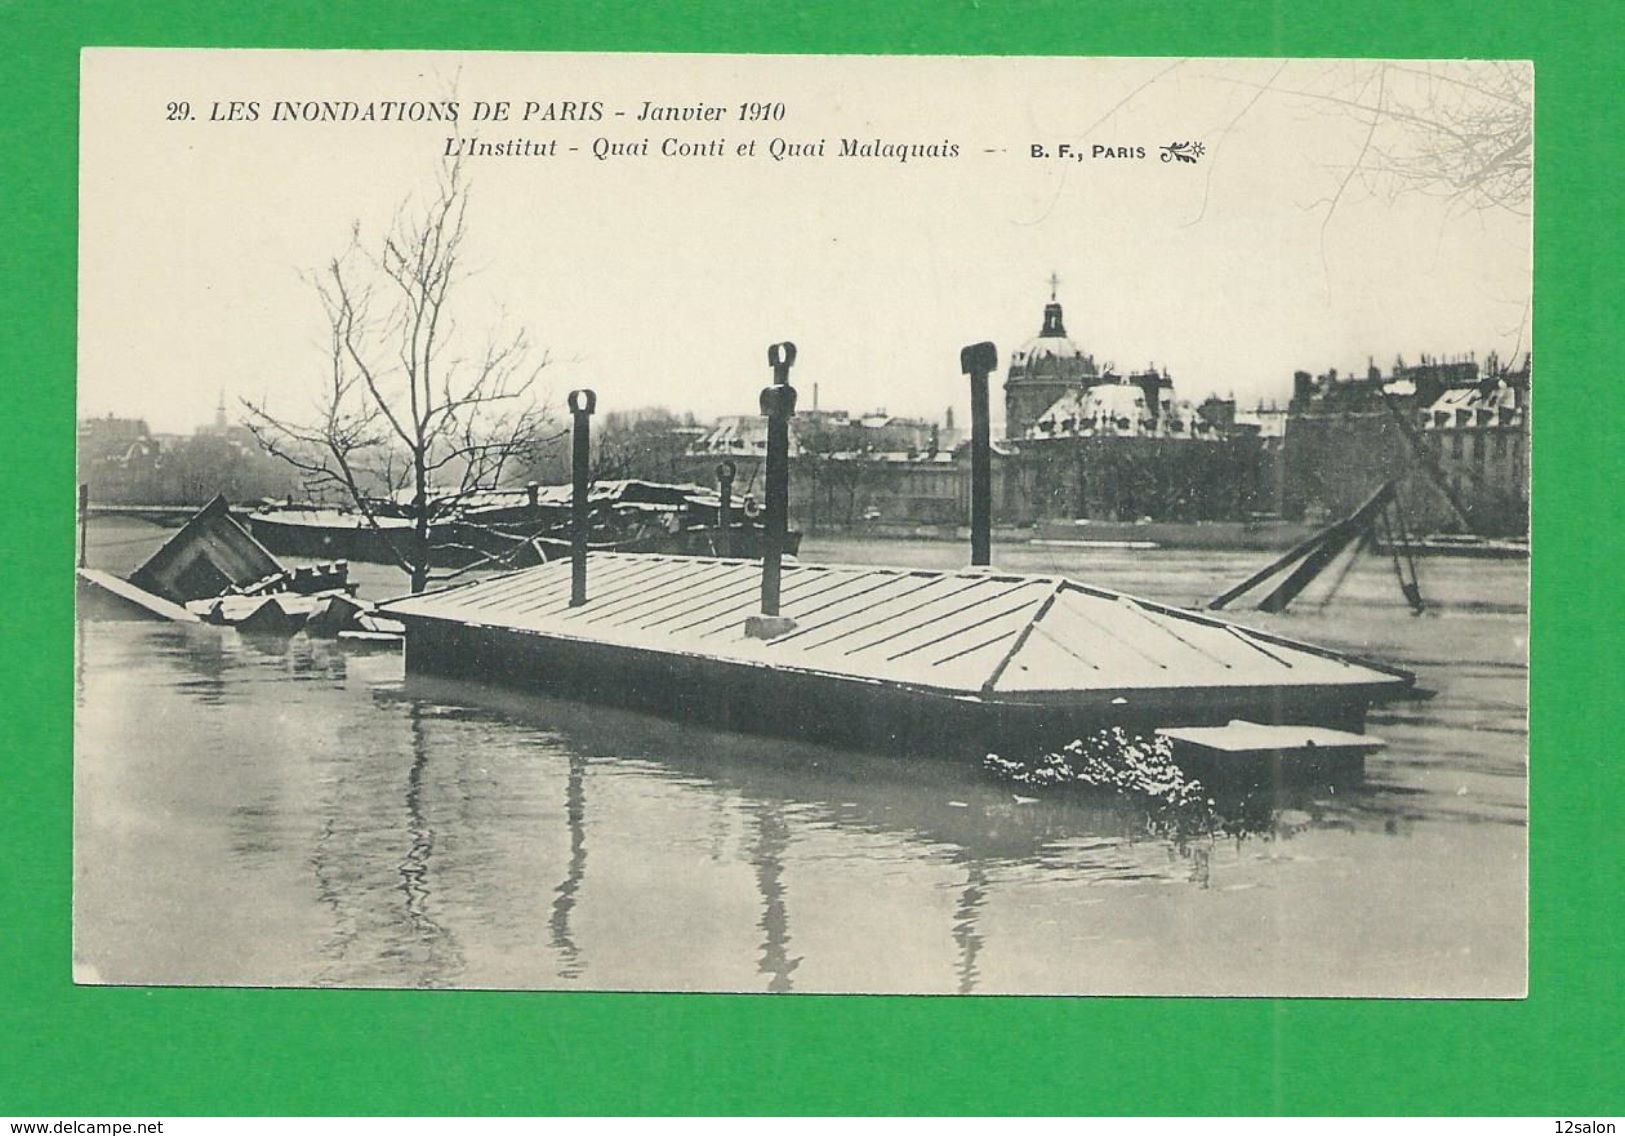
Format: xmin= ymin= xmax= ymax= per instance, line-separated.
xmin=1158 ymin=720 xmax=1387 ymax=754
xmin=76 ymin=568 xmax=201 ymax=623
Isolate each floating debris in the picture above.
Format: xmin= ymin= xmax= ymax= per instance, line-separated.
xmin=985 ymin=728 xmax=1210 ymax=810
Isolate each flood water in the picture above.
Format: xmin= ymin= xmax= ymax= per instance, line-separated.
xmin=74 ymin=519 xmax=1527 ymax=996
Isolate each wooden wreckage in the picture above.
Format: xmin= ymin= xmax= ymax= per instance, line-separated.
xmin=75 ymin=493 xmax=400 ymax=642
xmin=1208 ymin=480 xmax=1426 ymax=615
xmin=381 ymin=343 xmax=1418 ymax=773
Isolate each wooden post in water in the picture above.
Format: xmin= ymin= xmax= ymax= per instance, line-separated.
xmin=715 ymin=460 xmax=736 ymax=558
xmin=961 ymin=341 xmax=998 ymax=567
xmin=747 ymin=342 xmax=797 ymax=637
xmin=78 ymin=483 xmax=89 ymax=569
xmin=568 ymin=389 xmax=597 ymax=607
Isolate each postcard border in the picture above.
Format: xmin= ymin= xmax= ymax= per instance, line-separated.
xmin=4 ymin=0 xmax=1620 ymax=1116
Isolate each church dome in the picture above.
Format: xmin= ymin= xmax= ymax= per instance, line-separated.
xmin=1007 ymin=301 xmax=1097 ymax=383
xmin=1002 ymin=286 xmax=1103 ymax=441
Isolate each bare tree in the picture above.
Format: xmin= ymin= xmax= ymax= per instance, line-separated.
xmin=1198 ymin=60 xmax=1532 ymax=222
xmin=245 ymin=160 xmax=554 ymax=592
xmin=1311 ymin=61 xmax=1531 ymax=217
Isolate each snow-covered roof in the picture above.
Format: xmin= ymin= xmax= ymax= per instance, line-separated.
xmin=382 ymin=553 xmax=1414 ymax=701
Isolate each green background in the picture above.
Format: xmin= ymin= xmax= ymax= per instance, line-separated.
xmin=3 ymin=0 xmax=1618 ymax=1116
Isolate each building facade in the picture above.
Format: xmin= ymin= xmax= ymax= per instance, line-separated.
xmin=1280 ymin=353 xmax=1530 ymax=536
xmin=1417 ymin=366 xmax=1529 ymax=535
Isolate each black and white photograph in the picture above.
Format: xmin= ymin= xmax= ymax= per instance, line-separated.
xmin=74 ymin=49 xmax=1530 ymax=996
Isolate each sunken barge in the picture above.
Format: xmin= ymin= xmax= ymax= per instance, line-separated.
xmin=380 ymin=342 xmax=1417 ymax=767
xmin=383 ymin=551 xmax=1413 ymax=757
xmin=248 ymin=478 xmax=798 ymax=570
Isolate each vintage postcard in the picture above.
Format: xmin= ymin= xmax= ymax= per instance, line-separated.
xmin=74 ymin=49 xmax=1529 ymax=996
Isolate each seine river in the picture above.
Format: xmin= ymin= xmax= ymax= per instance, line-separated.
xmin=74 ymin=519 xmax=1526 ymax=996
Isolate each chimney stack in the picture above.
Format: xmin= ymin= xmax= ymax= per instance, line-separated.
xmin=715 ymin=460 xmax=736 ymax=558
xmin=961 ymin=341 xmax=998 ymax=567
xmin=746 ymin=342 xmax=798 ymax=639
xmin=567 ymin=389 xmax=597 ymax=607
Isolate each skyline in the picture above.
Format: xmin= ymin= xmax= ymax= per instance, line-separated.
xmin=80 ymin=51 xmax=1531 ymax=435
xmin=81 ymin=329 xmax=1511 ymax=440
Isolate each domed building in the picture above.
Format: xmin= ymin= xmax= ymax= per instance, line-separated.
xmin=1003 ymin=288 xmax=1098 ymax=441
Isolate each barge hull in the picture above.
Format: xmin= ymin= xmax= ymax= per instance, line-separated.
xmin=397 ymin=614 xmax=1379 ymax=758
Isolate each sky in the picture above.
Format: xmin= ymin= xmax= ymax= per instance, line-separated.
xmin=79 ymin=51 xmax=1532 ymax=435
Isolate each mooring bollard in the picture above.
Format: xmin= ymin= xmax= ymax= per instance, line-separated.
xmin=715 ymin=460 xmax=736 ymax=558
xmin=961 ymin=341 xmax=998 ymax=567
xmin=568 ymin=389 xmax=597 ymax=607
xmin=746 ymin=342 xmax=798 ymax=639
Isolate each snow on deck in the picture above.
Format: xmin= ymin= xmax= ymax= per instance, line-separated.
xmin=380 ymin=553 xmax=1413 ymax=700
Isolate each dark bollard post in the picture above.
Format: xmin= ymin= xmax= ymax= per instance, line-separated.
xmin=568 ymin=389 xmax=597 ymax=607
xmin=78 ymin=483 xmax=89 ymax=569
xmin=961 ymin=341 xmax=998 ymax=567
xmin=759 ymin=342 xmax=797 ymax=616
xmin=715 ymin=460 xmax=737 ymax=558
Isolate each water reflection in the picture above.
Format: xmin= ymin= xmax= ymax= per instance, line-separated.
xmin=548 ymin=751 xmax=588 ymax=981
xmin=73 ymin=564 xmax=1529 ymax=995
xmin=952 ymin=862 xmax=988 ymax=994
xmin=310 ymin=814 xmax=361 ymax=984
xmin=370 ymin=673 xmax=1344 ymax=991
xmin=750 ymin=800 xmax=800 ymax=993
xmin=305 ymin=688 xmax=468 ymax=988
xmin=391 ymin=674 xmax=1188 ymax=865
xmin=397 ymin=702 xmax=465 ymax=988
xmin=154 ymin=625 xmax=233 ymax=706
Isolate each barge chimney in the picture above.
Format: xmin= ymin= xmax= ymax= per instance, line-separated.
xmin=715 ymin=460 xmax=736 ymax=558
xmin=746 ymin=342 xmax=798 ymax=639
xmin=568 ymin=389 xmax=597 ymax=607
xmin=961 ymin=341 xmax=998 ymax=567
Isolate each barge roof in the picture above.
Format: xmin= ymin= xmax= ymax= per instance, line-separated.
xmin=380 ymin=553 xmax=1413 ymax=701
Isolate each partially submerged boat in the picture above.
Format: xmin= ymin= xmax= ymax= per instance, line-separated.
xmin=379 ymin=342 xmax=1416 ymax=770
xmin=247 ymin=478 xmax=799 ymax=569
xmin=379 ymin=551 xmax=1415 ymax=761
xmin=75 ymin=493 xmax=387 ymax=640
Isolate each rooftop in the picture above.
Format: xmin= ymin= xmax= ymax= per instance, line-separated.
xmin=381 ymin=553 xmax=1412 ymax=701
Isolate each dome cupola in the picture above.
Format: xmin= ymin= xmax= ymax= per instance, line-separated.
xmin=1004 ymin=276 xmax=1098 ymax=439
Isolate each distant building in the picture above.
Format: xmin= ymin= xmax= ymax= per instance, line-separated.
xmin=1003 ymin=289 xmax=1099 ymax=441
xmin=1418 ymin=359 xmax=1530 ymax=533
xmin=1231 ymin=403 xmax=1288 ymax=439
xmin=78 ymin=414 xmax=163 ymax=501
xmin=1281 ymin=351 xmax=1530 ymax=535
xmin=689 ymin=409 xmax=945 ymax=460
xmin=996 ymin=285 xmax=1275 ymax=522
xmin=1005 ymin=287 xmax=1202 ymax=443
xmin=77 ymin=396 xmax=300 ymax=507
xmin=688 ymin=414 xmax=791 ymax=458
xmin=1289 ymin=354 xmax=1482 ymax=416
xmin=78 ymin=413 xmax=157 ymax=462
xmin=680 ymin=402 xmax=989 ymax=530
xmin=193 ymin=390 xmax=260 ymax=450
